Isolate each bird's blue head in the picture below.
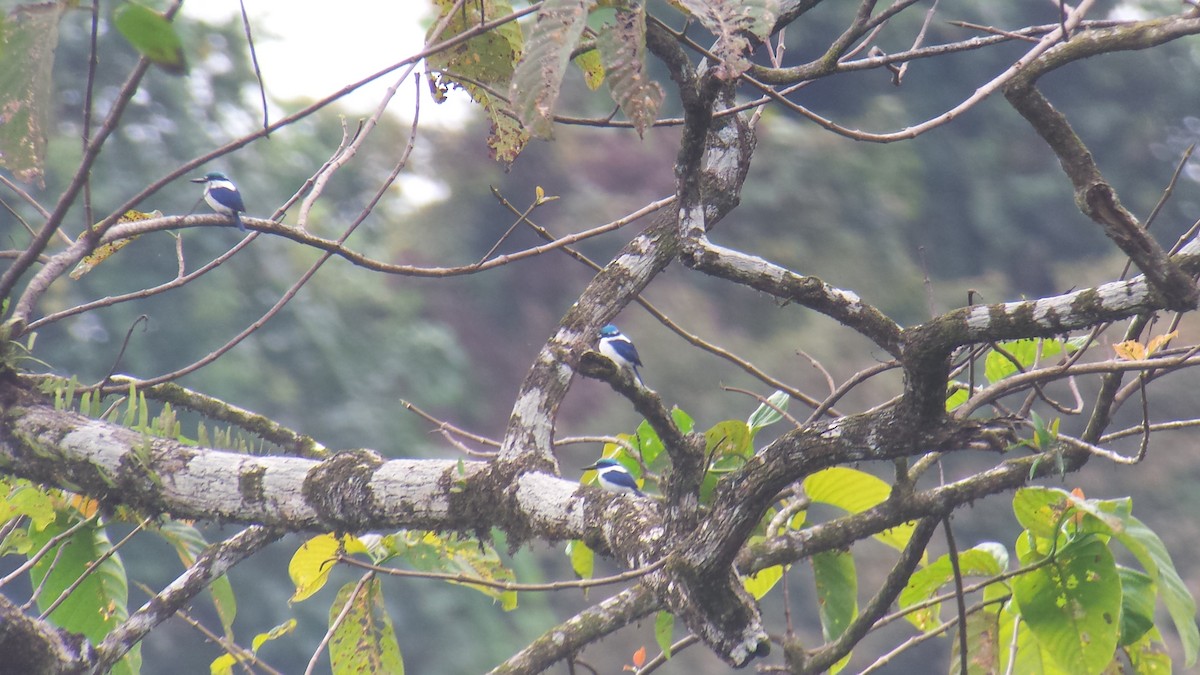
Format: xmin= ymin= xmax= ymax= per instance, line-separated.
xmin=191 ymin=171 xmax=230 ymax=184
xmin=584 ymin=458 xmax=621 ymax=470
xmin=599 ymin=324 xmax=621 ymax=338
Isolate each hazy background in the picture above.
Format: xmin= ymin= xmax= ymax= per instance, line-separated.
xmin=4 ymin=1 xmax=1200 ymax=672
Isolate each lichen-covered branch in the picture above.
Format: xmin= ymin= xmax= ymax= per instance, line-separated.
xmin=1004 ymin=14 xmax=1200 ymax=310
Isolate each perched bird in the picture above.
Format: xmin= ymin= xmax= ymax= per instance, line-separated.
xmin=583 ymin=458 xmax=644 ymax=497
xmin=598 ymin=324 xmax=643 ymax=385
xmin=191 ymin=171 xmax=246 ymax=231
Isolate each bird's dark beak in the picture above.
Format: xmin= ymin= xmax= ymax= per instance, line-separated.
xmin=581 ymin=464 xmax=598 ymax=471
xmin=189 ymin=177 xmax=206 ymax=183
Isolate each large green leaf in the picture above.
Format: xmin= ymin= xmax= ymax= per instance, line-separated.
xmin=803 ymin=467 xmax=916 ymax=552
xmin=0 ymin=1 xmax=66 ymax=187
xmin=29 ymin=515 xmax=140 ymax=675
xmin=812 ymin=550 xmax=857 ymax=644
xmin=984 ymin=338 xmax=1073 ymax=384
xmin=1011 ymin=486 xmax=1074 ymax=543
xmin=1011 ymin=536 xmax=1122 ymax=675
xmin=654 ymin=611 xmax=674 ymax=659
xmin=329 ymin=577 xmax=404 ymax=675
xmin=509 ymin=0 xmax=590 ymax=137
xmin=112 ymin=2 xmax=186 ymax=74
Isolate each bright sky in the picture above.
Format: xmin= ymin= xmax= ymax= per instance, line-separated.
xmin=180 ymin=1 xmax=471 ymax=123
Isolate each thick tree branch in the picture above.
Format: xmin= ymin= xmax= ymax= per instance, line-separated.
xmin=1004 ymin=15 xmax=1200 ymax=310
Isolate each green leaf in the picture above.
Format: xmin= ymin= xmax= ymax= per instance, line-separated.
xmin=803 ymin=467 xmax=916 ymax=552
xmin=1124 ymin=626 xmax=1172 ymax=674
xmin=670 ymin=407 xmax=694 ymax=434
xmin=706 ymin=420 xmax=752 ymax=461
xmin=29 ymin=515 xmax=140 ymax=675
xmin=329 ymin=577 xmax=405 ymax=675
xmin=595 ymin=3 xmax=663 ymax=137
xmin=898 ymin=543 xmax=1008 ymax=631
xmin=112 ymin=2 xmax=187 ymax=74
xmin=509 ymin=0 xmax=590 ymax=137
xmin=984 ymin=339 xmax=1069 ymax=384
xmin=743 ymin=564 xmax=783 ymax=600
xmin=1011 ymin=536 xmax=1122 ymax=675
xmin=1118 ymin=567 xmax=1157 ymax=647
xmin=566 ymin=539 xmax=594 ymax=580
xmin=572 ymin=48 xmax=605 ymax=90
xmin=0 ymin=478 xmax=56 ymax=530
xmin=747 ymin=390 xmax=789 ymax=434
xmin=1011 ymin=486 xmax=1073 ymax=544
xmin=635 ymin=420 xmax=666 ymax=470
xmin=812 ymin=551 xmax=857 ymax=643
xmin=1107 ymin=514 xmax=1199 ymax=666
xmin=654 ymin=611 xmax=674 ymax=659
xmin=0 ymin=1 xmax=65 ymax=187
xmin=945 ymin=386 xmax=969 ymax=411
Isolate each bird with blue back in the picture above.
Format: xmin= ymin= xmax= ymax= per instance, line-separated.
xmin=598 ymin=324 xmax=643 ymax=385
xmin=191 ymin=171 xmax=247 ymax=231
xmin=583 ymin=458 xmax=644 ymax=497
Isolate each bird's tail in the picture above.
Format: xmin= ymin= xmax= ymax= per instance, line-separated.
xmin=232 ymin=212 xmax=246 ymax=232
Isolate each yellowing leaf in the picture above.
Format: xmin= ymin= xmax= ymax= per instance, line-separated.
xmin=1114 ymin=340 xmax=1146 ymax=361
xmin=289 ymin=533 xmax=365 ymax=603
xmin=1147 ymin=331 xmax=1178 ymax=356
xmin=329 ymin=578 xmax=404 ymax=674
xmin=743 ymin=564 xmax=784 ymax=600
xmin=250 ymin=619 xmax=296 ymax=652
xmin=70 ymin=210 xmax=161 ymax=279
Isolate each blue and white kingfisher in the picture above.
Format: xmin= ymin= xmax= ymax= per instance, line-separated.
xmin=583 ymin=458 xmax=644 ymax=497
xmin=598 ymin=324 xmax=643 ymax=385
xmin=191 ymin=171 xmax=246 ymax=231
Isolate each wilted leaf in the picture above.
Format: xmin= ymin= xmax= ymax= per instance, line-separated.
xmin=673 ymin=0 xmax=777 ymax=79
xmin=595 ymin=4 xmax=663 ymax=137
xmin=329 ymin=578 xmax=405 ymax=674
xmin=70 ymin=210 xmax=162 ymax=279
xmin=1113 ymin=340 xmax=1146 ymax=362
xmin=427 ymin=0 xmax=528 ymax=162
xmin=0 ymin=1 xmax=67 ymax=187
xmin=509 ymin=0 xmax=590 ymax=138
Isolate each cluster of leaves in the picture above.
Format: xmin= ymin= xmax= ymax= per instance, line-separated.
xmin=426 ymin=0 xmax=776 ymax=162
xmin=0 ymin=380 xmax=252 ymax=675
xmin=556 ymin=372 xmax=1198 ymax=673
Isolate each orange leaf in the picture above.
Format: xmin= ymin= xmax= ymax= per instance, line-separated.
xmin=1113 ymin=340 xmax=1145 ymax=361
xmin=632 ymin=645 xmax=647 ymax=667
xmin=1146 ymin=331 xmax=1178 ymax=356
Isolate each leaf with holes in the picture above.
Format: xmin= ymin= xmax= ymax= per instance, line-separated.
xmin=673 ymin=0 xmax=777 ymax=79
xmin=596 ymin=3 xmax=663 ymax=137
xmin=509 ymin=0 xmax=590 ymax=137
